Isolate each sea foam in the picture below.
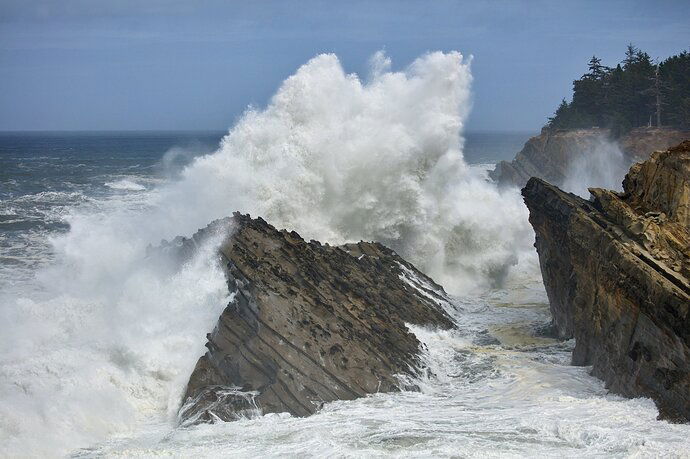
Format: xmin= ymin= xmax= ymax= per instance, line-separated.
xmin=158 ymin=51 xmax=534 ymax=293
xmin=0 ymin=51 xmax=536 ymax=456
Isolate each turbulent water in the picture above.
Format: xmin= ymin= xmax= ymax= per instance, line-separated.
xmin=1 ymin=52 xmax=689 ymax=458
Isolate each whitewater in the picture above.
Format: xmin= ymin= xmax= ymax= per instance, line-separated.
xmin=1 ymin=51 xmax=689 ymax=457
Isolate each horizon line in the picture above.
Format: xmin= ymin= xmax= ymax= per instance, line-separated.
xmin=0 ymin=128 xmax=539 ymax=134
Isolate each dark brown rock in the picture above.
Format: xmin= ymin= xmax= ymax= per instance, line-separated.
xmin=522 ymin=141 xmax=690 ymax=421
xmin=492 ymin=127 xmax=690 ymax=188
xmin=176 ymin=213 xmax=454 ymax=424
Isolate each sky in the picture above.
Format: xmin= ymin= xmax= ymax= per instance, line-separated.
xmin=0 ymin=0 xmax=688 ymax=132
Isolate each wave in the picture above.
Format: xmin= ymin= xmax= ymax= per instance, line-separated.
xmin=74 ymin=289 xmax=690 ymax=457
xmin=105 ymin=179 xmax=147 ymax=191
xmin=12 ymin=190 xmax=90 ymax=204
xmin=158 ymin=51 xmax=534 ymax=293
xmin=0 ymin=51 xmax=537 ymax=456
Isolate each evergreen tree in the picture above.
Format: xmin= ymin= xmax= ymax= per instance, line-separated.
xmin=586 ymin=55 xmax=609 ymax=79
xmin=546 ymin=45 xmax=688 ymax=135
xmin=623 ymin=43 xmax=639 ymax=68
xmin=659 ymin=51 xmax=690 ymax=128
xmin=548 ymin=99 xmax=571 ymax=129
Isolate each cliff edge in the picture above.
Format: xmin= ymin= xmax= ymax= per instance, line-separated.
xmin=492 ymin=127 xmax=690 ymax=188
xmin=174 ymin=213 xmax=455 ymax=424
xmin=522 ymin=141 xmax=690 ymax=421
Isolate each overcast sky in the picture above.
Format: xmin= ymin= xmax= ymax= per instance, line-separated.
xmin=0 ymin=0 xmax=688 ymax=132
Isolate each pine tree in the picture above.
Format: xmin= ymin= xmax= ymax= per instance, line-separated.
xmin=548 ymin=99 xmax=571 ymax=128
xmin=623 ymin=43 xmax=639 ymax=68
xmin=546 ymin=46 xmax=688 ymax=134
xmin=659 ymin=51 xmax=690 ymax=128
xmin=586 ymin=55 xmax=609 ymax=79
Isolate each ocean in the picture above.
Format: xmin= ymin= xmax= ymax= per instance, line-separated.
xmin=0 ymin=130 xmax=528 ymax=293
xmin=2 ymin=51 xmax=690 ymax=458
xmin=0 ymin=131 xmax=222 ymax=292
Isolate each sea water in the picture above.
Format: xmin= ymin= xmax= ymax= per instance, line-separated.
xmin=2 ymin=52 xmax=689 ymax=458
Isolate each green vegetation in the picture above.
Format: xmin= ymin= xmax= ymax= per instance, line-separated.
xmin=548 ymin=45 xmax=690 ymax=135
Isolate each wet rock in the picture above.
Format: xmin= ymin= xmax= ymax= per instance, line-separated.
xmin=522 ymin=141 xmax=690 ymax=421
xmin=176 ymin=213 xmax=454 ymax=423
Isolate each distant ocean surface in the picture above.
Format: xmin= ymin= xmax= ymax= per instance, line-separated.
xmin=0 ymin=130 xmax=531 ymax=291
xmin=0 ymin=131 xmax=220 ymax=290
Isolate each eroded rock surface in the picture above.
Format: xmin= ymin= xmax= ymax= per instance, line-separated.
xmin=176 ymin=213 xmax=454 ymax=424
xmin=491 ymin=127 xmax=690 ymax=188
xmin=522 ymin=141 xmax=690 ymax=421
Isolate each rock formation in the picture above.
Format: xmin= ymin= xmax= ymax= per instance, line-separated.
xmin=491 ymin=127 xmax=690 ymax=188
xmin=522 ymin=141 xmax=690 ymax=421
xmin=174 ymin=213 xmax=454 ymax=424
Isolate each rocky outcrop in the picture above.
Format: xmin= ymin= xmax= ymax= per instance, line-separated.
xmin=522 ymin=141 xmax=690 ymax=421
xmin=174 ymin=213 xmax=454 ymax=424
xmin=491 ymin=127 xmax=609 ymax=187
xmin=492 ymin=127 xmax=690 ymax=188
xmin=620 ymin=128 xmax=690 ymax=164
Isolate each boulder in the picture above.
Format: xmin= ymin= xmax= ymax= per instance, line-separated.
xmin=176 ymin=213 xmax=455 ymax=424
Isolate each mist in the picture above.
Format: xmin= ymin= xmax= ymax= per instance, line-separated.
xmin=0 ymin=51 xmax=540 ymax=456
xmin=561 ymin=137 xmax=629 ymax=198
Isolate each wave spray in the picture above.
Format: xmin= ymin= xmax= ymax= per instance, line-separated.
xmin=0 ymin=51 xmax=535 ymax=456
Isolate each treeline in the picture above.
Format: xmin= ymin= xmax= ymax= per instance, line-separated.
xmin=548 ymin=45 xmax=690 ymax=135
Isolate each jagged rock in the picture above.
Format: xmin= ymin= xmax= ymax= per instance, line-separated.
xmin=522 ymin=141 xmax=690 ymax=421
xmin=175 ymin=213 xmax=454 ymax=424
xmin=491 ymin=127 xmax=690 ymax=188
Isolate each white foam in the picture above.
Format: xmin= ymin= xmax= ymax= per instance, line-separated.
xmin=0 ymin=233 xmax=230 ymax=457
xmin=3 ymin=50 xmax=686 ymax=457
xmin=1 ymin=50 xmax=533 ymax=456
xmin=155 ymin=51 xmax=534 ymax=294
xmin=105 ymin=179 xmax=147 ymax=191
xmin=76 ymin=293 xmax=690 ymax=458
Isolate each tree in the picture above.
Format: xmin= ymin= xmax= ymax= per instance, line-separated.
xmin=546 ymin=46 xmax=688 ymax=134
xmin=659 ymin=51 xmax=690 ymax=128
xmin=548 ymin=99 xmax=571 ymax=128
xmin=643 ymin=61 xmax=669 ymax=127
xmin=586 ymin=55 xmax=609 ymax=80
xmin=623 ymin=43 xmax=639 ymax=68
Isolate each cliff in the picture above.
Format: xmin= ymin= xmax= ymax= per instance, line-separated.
xmin=491 ymin=127 xmax=690 ymax=188
xmin=174 ymin=213 xmax=454 ymax=424
xmin=522 ymin=141 xmax=690 ymax=421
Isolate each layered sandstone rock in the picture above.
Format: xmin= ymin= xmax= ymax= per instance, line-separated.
xmin=522 ymin=141 xmax=690 ymax=421
xmin=492 ymin=127 xmax=690 ymax=188
xmin=174 ymin=213 xmax=454 ymax=424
